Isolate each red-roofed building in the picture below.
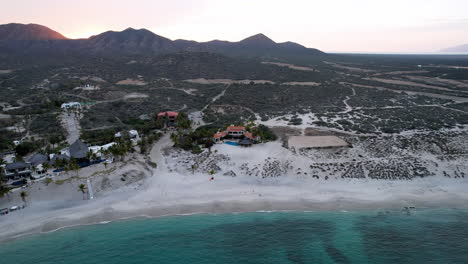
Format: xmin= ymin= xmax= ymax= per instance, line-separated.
xmin=157 ymin=111 xmax=179 ymax=127
xmin=244 ymin=132 xmax=259 ymax=141
xmin=158 ymin=111 xmax=179 ymax=118
xmin=226 ymin=126 xmax=246 ymax=137
xmin=213 ymin=132 xmax=228 ymax=143
xmin=213 ymin=125 xmax=259 ymax=143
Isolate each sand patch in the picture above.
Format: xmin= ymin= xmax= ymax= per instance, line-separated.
xmin=342 ymin=82 xmax=468 ymax=103
xmin=288 ymin=136 xmax=349 ymax=149
xmin=324 ymin=61 xmax=375 ymax=72
xmin=74 ymin=85 xmax=100 ymax=91
xmin=79 ymin=76 xmax=106 ymax=82
xmin=116 ymin=79 xmax=147 ymax=86
xmin=366 ymin=77 xmax=468 ymax=94
xmin=375 ymin=70 xmax=429 ymax=76
xmin=262 ymin=62 xmax=317 ymax=72
xmin=124 ymin=92 xmax=149 ymax=99
xmin=281 ymin=82 xmax=320 ymax=86
xmin=184 ymin=78 xmax=275 ymax=85
xmin=404 ymin=75 xmax=468 ymax=89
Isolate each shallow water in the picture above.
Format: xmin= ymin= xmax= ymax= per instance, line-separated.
xmin=1 ymin=209 xmax=468 ymax=264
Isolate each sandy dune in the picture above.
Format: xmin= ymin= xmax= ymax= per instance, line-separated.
xmin=116 ymin=78 xmax=147 ymax=86
xmin=262 ymin=62 xmax=317 ymax=72
xmin=184 ymin=78 xmax=275 ymax=85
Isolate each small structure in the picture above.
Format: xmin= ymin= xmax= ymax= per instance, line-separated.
xmin=61 ymin=102 xmax=81 ymax=110
xmin=32 ymin=164 xmax=47 ymax=179
xmin=157 ymin=111 xmax=179 ymax=127
xmin=69 ymin=139 xmax=88 ymax=160
xmin=128 ymin=130 xmax=139 ymax=139
xmin=239 ymin=138 xmax=254 ymax=147
xmin=288 ymin=136 xmax=349 ymax=151
xmin=5 ymin=162 xmax=32 ymax=180
xmin=89 ymin=142 xmax=116 ymax=158
xmin=115 ymin=130 xmax=140 ymax=144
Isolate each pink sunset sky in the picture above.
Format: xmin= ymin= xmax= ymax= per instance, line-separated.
xmin=1 ymin=0 xmax=468 ymax=53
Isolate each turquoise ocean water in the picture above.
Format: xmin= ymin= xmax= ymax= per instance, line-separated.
xmin=1 ymin=209 xmax=467 ymax=264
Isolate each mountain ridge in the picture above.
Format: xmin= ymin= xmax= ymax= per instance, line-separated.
xmin=0 ymin=23 xmax=325 ymax=59
xmin=0 ymin=23 xmax=66 ymax=40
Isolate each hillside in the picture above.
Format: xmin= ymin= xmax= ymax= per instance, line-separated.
xmin=0 ymin=23 xmax=66 ymax=40
xmin=86 ymin=28 xmax=178 ymax=55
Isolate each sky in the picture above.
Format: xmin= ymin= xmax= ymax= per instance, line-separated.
xmin=1 ymin=0 xmax=468 ymax=53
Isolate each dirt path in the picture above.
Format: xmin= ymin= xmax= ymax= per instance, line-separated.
xmin=149 ymin=134 xmax=171 ymax=174
xmin=342 ymin=82 xmax=468 ymax=103
xmin=189 ymin=84 xmax=231 ymax=129
xmin=61 ymin=112 xmax=81 ymax=144
xmin=340 ymin=87 xmax=356 ymax=114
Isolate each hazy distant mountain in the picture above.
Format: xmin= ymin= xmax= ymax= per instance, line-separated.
xmin=0 ymin=23 xmax=325 ymax=61
xmin=239 ymin=33 xmax=276 ymax=46
xmin=173 ymin=33 xmax=324 ymax=60
xmin=86 ymin=28 xmax=178 ymax=55
xmin=0 ymin=23 xmax=66 ymax=40
xmin=441 ymin=44 xmax=468 ymax=53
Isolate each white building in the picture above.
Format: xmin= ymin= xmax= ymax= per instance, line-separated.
xmin=89 ymin=142 xmax=116 ymax=157
xmin=61 ymin=102 xmax=81 ymax=110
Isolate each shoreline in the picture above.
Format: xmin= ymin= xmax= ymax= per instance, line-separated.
xmin=2 ymin=192 xmax=468 ymax=244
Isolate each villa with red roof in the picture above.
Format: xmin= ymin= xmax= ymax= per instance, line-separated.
xmin=213 ymin=125 xmax=259 ymax=144
xmin=157 ymin=111 xmax=179 ymax=127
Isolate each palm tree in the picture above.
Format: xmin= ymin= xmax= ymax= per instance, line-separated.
xmin=78 ymin=184 xmax=87 ymax=200
xmin=69 ymin=161 xmax=80 ymax=177
xmin=191 ymin=164 xmax=198 ymax=174
xmin=0 ymin=158 xmax=5 ymax=183
xmin=42 ymin=162 xmax=51 ymax=173
xmin=20 ymin=191 xmax=28 ymax=205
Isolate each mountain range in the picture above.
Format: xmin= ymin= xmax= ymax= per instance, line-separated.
xmin=0 ymin=23 xmax=324 ymax=60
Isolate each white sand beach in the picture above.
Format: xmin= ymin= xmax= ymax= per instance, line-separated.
xmin=1 ymin=134 xmax=468 ymax=242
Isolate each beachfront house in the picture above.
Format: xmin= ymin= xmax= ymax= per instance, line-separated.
xmin=213 ymin=125 xmax=259 ymax=143
xmin=4 ymin=162 xmax=32 ymax=180
xmin=28 ymin=153 xmax=49 ymax=178
xmin=157 ymin=111 xmax=179 ymax=127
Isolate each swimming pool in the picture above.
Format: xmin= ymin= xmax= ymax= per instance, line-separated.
xmin=225 ymin=141 xmax=239 ymax=146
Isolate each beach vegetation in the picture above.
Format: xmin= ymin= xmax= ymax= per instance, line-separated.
xmin=251 ymin=124 xmax=278 ymax=142
xmin=78 ymin=184 xmax=87 ymax=200
xmin=20 ymin=191 xmax=27 ymax=204
xmin=176 ymin=112 xmax=192 ymax=129
xmin=44 ymin=178 xmax=53 ymax=186
xmin=147 ymin=160 xmax=157 ymax=168
xmin=15 ymin=141 xmax=40 ymax=156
